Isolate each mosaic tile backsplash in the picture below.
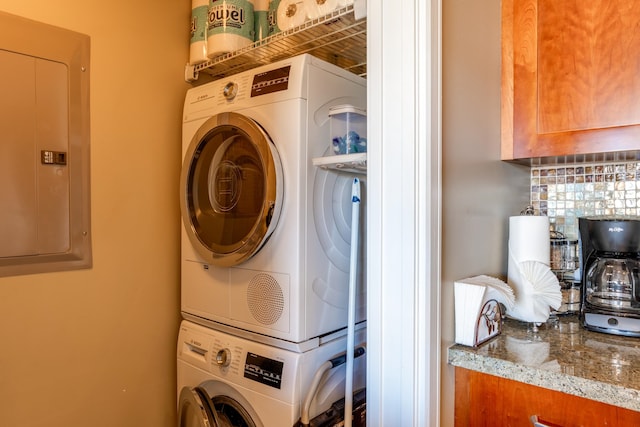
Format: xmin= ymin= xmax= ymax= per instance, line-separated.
xmin=530 ymin=161 xmax=640 ymax=239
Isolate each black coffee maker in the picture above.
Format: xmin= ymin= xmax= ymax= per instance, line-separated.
xmin=579 ymin=216 xmax=640 ymax=336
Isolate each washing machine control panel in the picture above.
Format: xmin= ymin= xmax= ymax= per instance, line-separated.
xmin=209 ymin=339 xmax=285 ymax=390
xmin=244 ymin=351 xmax=284 ymax=389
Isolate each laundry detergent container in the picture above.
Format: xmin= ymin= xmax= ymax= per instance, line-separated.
xmin=329 ymin=105 xmax=367 ymax=155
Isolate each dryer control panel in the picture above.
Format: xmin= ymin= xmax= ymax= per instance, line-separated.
xmin=250 ymin=65 xmax=291 ymax=97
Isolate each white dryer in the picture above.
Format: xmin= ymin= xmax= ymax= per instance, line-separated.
xmin=177 ymin=320 xmax=366 ymax=427
xmin=180 ymin=54 xmax=367 ymax=343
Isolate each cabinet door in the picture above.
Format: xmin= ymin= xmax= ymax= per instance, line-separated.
xmin=455 ymin=367 xmax=640 ymax=427
xmin=501 ymin=0 xmax=640 ymax=160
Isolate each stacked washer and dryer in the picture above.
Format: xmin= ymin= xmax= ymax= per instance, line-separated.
xmin=177 ymin=54 xmax=368 ymax=427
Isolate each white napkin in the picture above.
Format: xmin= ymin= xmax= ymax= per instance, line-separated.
xmin=457 ymin=274 xmax=515 ymax=311
xmin=507 ymin=256 xmax=562 ymax=323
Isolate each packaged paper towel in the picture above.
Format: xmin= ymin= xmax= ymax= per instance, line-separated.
xmin=507 ymin=215 xmax=561 ymax=323
xmin=254 ymin=0 xmax=270 ymax=42
xmin=304 ymin=0 xmax=339 ymax=19
xmin=190 ymin=0 xmax=210 ymax=65
xmin=207 ymin=0 xmax=256 ymax=59
xmin=268 ymin=0 xmax=282 ymax=36
xmin=277 ymin=0 xmax=308 ymax=30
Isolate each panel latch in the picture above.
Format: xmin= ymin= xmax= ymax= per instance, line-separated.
xmin=41 ymin=150 xmax=67 ymax=165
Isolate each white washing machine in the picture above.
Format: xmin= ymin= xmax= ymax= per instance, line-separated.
xmin=177 ymin=320 xmax=366 ymax=427
xmin=180 ymin=54 xmax=367 ymax=343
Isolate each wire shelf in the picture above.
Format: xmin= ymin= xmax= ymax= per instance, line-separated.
xmin=185 ymin=5 xmax=366 ymax=82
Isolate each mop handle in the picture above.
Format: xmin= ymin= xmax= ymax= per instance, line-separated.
xmin=345 ymin=177 xmax=361 ymax=427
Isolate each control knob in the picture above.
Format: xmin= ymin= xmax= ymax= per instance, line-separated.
xmin=223 ymin=82 xmax=238 ymax=100
xmin=215 ymin=348 xmax=231 ymax=367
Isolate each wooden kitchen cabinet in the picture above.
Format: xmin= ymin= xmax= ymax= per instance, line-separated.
xmin=501 ymin=0 xmax=640 ymax=161
xmin=455 ymin=367 xmax=640 ymax=427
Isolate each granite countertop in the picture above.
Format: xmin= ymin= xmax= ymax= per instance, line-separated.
xmin=448 ymin=315 xmax=640 ymax=412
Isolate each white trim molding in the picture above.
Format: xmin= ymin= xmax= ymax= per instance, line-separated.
xmin=366 ymin=0 xmax=442 ymax=426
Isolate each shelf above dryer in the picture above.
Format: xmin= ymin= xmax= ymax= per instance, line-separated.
xmin=313 ymin=153 xmax=367 ymax=174
xmin=185 ymin=5 xmax=366 ymax=82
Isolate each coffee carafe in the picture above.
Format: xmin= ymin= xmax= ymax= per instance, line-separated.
xmin=579 ymin=217 xmax=640 ymax=336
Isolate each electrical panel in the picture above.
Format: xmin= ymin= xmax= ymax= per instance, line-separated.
xmin=0 ymin=11 xmax=91 ymax=277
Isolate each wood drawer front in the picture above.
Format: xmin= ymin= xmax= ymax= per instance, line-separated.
xmin=455 ymin=367 xmax=640 ymax=427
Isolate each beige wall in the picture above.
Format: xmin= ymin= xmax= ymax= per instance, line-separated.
xmin=0 ymin=2 xmax=189 ymax=426
xmin=0 ymin=1 xmax=532 ymax=425
xmin=441 ymin=0 xmax=530 ymax=425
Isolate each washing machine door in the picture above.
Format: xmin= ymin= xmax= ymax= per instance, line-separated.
xmin=181 ymin=112 xmax=283 ymax=267
xmin=178 ymin=386 xmax=258 ymax=427
xmin=179 ymin=387 xmax=219 ymax=427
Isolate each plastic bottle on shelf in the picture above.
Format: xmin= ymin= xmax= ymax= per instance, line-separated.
xmin=190 ymin=0 xmax=210 ymax=64
xmin=207 ymin=0 xmax=256 ymax=59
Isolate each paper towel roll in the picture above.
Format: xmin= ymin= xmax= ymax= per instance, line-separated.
xmin=507 ymin=215 xmax=560 ymax=323
xmin=207 ymin=0 xmax=256 ymax=59
xmin=277 ymin=0 xmax=308 ymax=30
xmin=304 ymin=0 xmax=338 ymax=19
xmin=508 ymin=215 xmax=550 ymax=265
xmin=189 ymin=0 xmax=209 ymax=65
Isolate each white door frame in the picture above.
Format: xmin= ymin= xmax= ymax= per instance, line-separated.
xmin=366 ymin=0 xmax=442 ymax=425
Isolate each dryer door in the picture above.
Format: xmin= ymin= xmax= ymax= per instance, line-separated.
xmin=178 ymin=386 xmax=259 ymax=427
xmin=181 ymin=112 xmax=283 ymax=267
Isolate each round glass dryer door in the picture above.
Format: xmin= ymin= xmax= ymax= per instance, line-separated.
xmin=181 ymin=112 xmax=283 ymax=267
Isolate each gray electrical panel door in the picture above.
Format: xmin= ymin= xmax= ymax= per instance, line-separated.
xmin=0 ymin=11 xmax=91 ymax=277
xmin=0 ymin=51 xmax=70 ymax=257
